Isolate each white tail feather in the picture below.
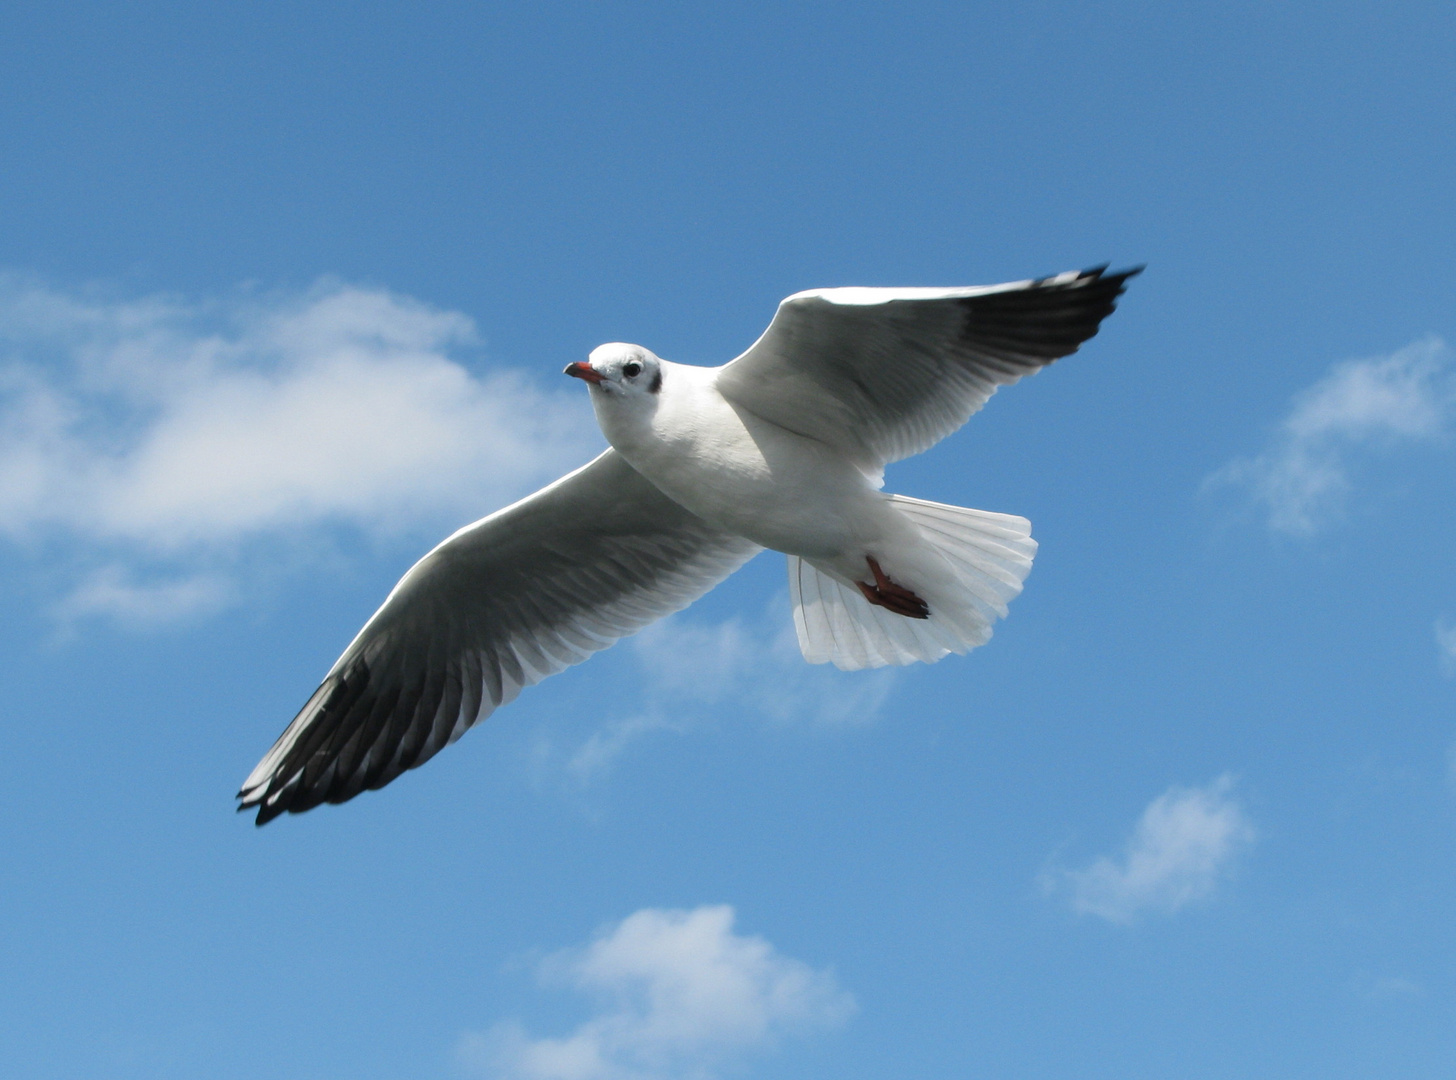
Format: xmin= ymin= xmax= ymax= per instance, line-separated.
xmin=788 ymin=496 xmax=1037 ymax=671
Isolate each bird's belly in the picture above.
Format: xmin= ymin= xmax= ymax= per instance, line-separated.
xmin=628 ymin=427 xmax=874 ymax=560
xmin=690 ymin=479 xmax=860 ymax=558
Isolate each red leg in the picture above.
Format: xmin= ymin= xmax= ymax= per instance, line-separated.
xmin=855 ymin=557 xmax=930 ymax=619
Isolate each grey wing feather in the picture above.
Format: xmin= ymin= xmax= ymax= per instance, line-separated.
xmin=715 ymin=266 xmax=1140 ymax=469
xmin=238 ymin=449 xmax=760 ymax=824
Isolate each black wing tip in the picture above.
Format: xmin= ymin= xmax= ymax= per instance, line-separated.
xmin=239 ymin=785 xmax=305 ymax=826
xmin=236 ymin=654 xmax=472 ymax=828
xmin=234 ymin=662 xmax=369 ymax=828
xmin=238 ymin=760 xmax=342 ymax=824
xmin=241 ymin=761 xmax=421 ymax=825
xmin=1045 ymin=264 xmax=1144 ymax=290
xmin=1094 ymin=263 xmax=1145 ymax=288
xmin=236 ymin=788 xmax=281 ymax=826
xmin=1037 ymin=262 xmax=1144 ymax=309
xmin=955 ymin=262 xmax=1141 ymax=361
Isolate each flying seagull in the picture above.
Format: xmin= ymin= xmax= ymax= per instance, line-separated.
xmin=239 ymin=265 xmax=1139 ymax=823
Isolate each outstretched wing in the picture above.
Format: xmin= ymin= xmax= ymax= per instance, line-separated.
xmin=715 ymin=266 xmax=1140 ymax=470
xmin=239 ymin=449 xmax=760 ymax=824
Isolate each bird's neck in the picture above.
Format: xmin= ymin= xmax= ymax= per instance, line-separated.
xmin=591 ymin=393 xmax=658 ymax=458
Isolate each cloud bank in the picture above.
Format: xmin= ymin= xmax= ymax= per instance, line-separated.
xmin=1049 ymin=775 xmax=1254 ymax=924
xmin=1209 ymin=337 xmax=1454 ymax=534
xmin=0 ymin=275 xmax=598 ymax=622
xmin=458 ymin=905 xmax=854 ymax=1080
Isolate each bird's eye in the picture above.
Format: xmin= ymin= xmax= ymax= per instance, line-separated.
xmin=622 ymin=361 xmax=643 ymax=378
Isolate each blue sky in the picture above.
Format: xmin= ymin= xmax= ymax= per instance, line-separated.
xmin=2 ymin=2 xmax=1455 ymax=1077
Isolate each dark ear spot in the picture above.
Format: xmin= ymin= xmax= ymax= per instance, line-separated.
xmin=648 ymin=368 xmax=662 ymax=394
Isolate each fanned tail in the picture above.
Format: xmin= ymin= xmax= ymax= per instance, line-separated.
xmin=788 ymin=496 xmax=1037 ymax=671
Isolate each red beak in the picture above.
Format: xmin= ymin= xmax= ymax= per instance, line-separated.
xmin=564 ymin=361 xmax=606 ymax=385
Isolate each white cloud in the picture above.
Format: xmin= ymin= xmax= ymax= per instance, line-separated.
xmin=1049 ymin=775 xmax=1254 ymax=925
xmin=458 ymin=905 xmax=854 ymax=1080
xmin=567 ymin=714 xmax=684 ymax=783
xmin=0 ymin=275 xmax=598 ymax=621
xmin=563 ymin=603 xmax=896 ymax=779
xmin=1360 ymin=975 xmax=1422 ymax=1000
xmin=51 ymin=566 xmax=233 ymax=628
xmin=1436 ymin=617 xmax=1456 ymax=677
xmin=1208 ymin=337 xmax=1454 ymax=534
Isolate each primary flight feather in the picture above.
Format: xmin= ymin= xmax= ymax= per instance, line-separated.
xmin=239 ymin=265 xmax=1139 ymax=823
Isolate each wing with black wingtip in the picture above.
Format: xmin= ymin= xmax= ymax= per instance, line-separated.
xmin=715 ymin=266 xmax=1140 ymax=472
xmin=239 ymin=449 xmax=760 ymax=824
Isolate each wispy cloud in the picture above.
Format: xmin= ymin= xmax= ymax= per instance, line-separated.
xmin=1046 ymin=775 xmax=1254 ymax=925
xmin=1436 ymin=617 xmax=1456 ymax=677
xmin=458 ymin=905 xmax=854 ymax=1080
xmin=1208 ymin=337 xmax=1454 ymax=534
xmin=562 ymin=603 xmax=896 ymax=779
xmin=50 ymin=566 xmax=233 ymax=629
xmin=0 ymin=275 xmax=597 ymax=623
xmin=1351 ymin=974 xmax=1422 ymax=1001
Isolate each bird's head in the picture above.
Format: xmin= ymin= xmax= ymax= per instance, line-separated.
xmin=565 ymin=344 xmax=664 ymax=401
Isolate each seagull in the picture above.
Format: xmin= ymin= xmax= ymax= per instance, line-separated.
xmin=239 ymin=265 xmax=1139 ymax=823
